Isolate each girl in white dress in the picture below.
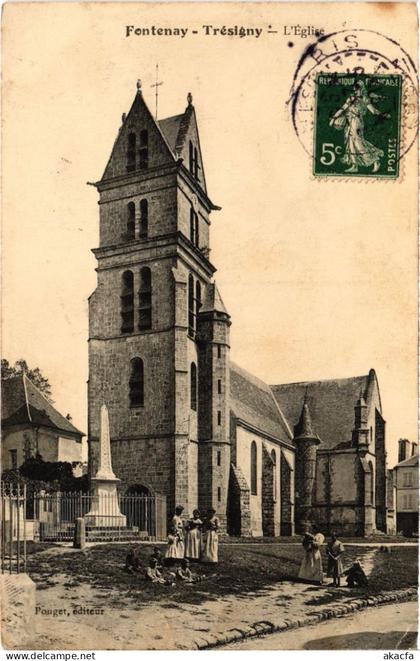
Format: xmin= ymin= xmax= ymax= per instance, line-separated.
xmin=171 ymin=505 xmax=185 ymax=559
xmin=202 ymin=508 xmax=220 ymax=564
xmin=185 ymin=509 xmax=203 ymax=561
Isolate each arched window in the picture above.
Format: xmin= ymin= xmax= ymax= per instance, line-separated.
xmin=190 ymin=207 xmax=199 ymax=246
xmin=129 ymin=358 xmax=144 ymax=407
xmin=189 ymin=140 xmax=194 ymax=174
xmin=250 ymin=441 xmax=258 ymax=495
xmin=138 ymin=267 xmax=152 ymax=330
xmin=121 ymin=270 xmax=134 ymax=333
xmin=188 ymin=274 xmax=195 ymax=338
xmin=271 ymin=449 xmax=277 ymax=502
xmin=190 ymin=207 xmax=195 ymax=243
xmin=188 ymin=141 xmax=199 ymax=179
xmin=127 ymin=202 xmax=135 ymax=240
xmin=139 ymin=129 xmax=148 ymax=169
xmin=195 ymin=280 xmax=201 ymax=322
xmin=190 ymin=363 xmax=197 ymax=411
xmin=194 ymin=147 xmax=199 ymax=179
xmin=127 ymin=133 xmax=136 ymax=172
xmin=140 ymin=199 xmax=148 ymax=239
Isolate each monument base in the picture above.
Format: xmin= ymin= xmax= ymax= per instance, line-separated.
xmin=84 ymin=477 xmax=127 ymax=528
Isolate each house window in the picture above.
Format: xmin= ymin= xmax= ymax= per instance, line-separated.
xmin=217 ymin=451 xmax=221 ymax=467
xmin=121 ymin=270 xmax=134 ymax=333
xmin=217 ymin=345 xmax=221 ymax=359
xmin=188 ymin=274 xmax=195 ymax=338
xmin=129 ymin=358 xmax=144 ymax=407
xmin=217 ymin=411 xmax=221 ymax=426
xmin=127 ymin=133 xmax=136 ymax=172
xmin=139 ymin=129 xmax=148 ymax=169
xmin=251 ymin=441 xmax=257 ymax=495
xmin=403 ymin=494 xmax=413 ymax=510
xmin=9 ymin=449 xmax=17 ymax=470
xmin=217 ymin=487 xmax=221 ymax=502
xmin=271 ymin=449 xmax=277 ymax=502
xmin=217 ymin=379 xmax=222 ymax=394
xmin=190 ymin=363 xmax=197 ymax=411
xmin=127 ymin=202 xmax=135 ymax=240
xmin=138 ymin=267 xmax=152 ymax=330
xmin=403 ymin=472 xmax=413 ymax=487
xmin=140 ymin=199 xmax=148 ymax=238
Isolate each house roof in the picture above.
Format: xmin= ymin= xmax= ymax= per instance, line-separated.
xmin=270 ymin=374 xmax=372 ymax=450
xmin=394 ymin=454 xmax=419 ymax=469
xmin=230 ymin=362 xmax=292 ymax=443
xmin=1 ymin=374 xmax=84 ymax=437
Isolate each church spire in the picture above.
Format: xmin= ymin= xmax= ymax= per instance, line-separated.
xmin=294 ymin=398 xmax=320 ymax=445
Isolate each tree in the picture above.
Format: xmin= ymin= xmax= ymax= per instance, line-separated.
xmin=1 ymin=358 xmax=53 ymax=401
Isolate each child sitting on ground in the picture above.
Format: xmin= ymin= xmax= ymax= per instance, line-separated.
xmin=146 ymin=557 xmax=175 ymax=585
xmin=150 ymin=546 xmax=164 ymax=570
xmin=343 ymin=561 xmax=369 ymax=588
xmin=176 ymin=558 xmax=205 ymax=583
xmin=124 ymin=545 xmax=143 ymax=573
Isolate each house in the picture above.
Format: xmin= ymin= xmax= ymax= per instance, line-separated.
xmin=1 ymin=374 xmax=84 ymax=470
xmin=393 ymin=439 xmax=418 ymax=536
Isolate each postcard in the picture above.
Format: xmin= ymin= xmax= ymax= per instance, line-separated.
xmin=1 ymin=1 xmax=418 ymax=653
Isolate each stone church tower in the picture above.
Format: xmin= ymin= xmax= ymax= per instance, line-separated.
xmin=88 ymin=82 xmax=230 ymax=520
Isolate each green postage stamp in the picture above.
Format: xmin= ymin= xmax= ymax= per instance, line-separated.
xmin=313 ymin=73 xmax=402 ymax=178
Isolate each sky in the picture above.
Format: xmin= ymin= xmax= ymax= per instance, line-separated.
xmin=2 ymin=2 xmax=418 ymax=468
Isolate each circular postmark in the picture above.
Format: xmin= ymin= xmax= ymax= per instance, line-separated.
xmin=288 ymin=29 xmax=418 ymax=176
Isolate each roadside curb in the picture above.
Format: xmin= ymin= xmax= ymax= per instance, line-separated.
xmin=194 ymin=586 xmax=418 ymax=649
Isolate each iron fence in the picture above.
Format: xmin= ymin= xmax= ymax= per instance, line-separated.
xmin=1 ymin=483 xmax=27 ymax=574
xmin=33 ymin=491 xmax=166 ymax=542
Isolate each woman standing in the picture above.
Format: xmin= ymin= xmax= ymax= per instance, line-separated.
xmin=185 ymin=509 xmax=203 ymax=561
xmin=202 ymin=508 xmax=220 ymax=564
xmin=298 ymin=529 xmax=325 ymax=585
xmin=170 ymin=505 xmax=185 ymax=559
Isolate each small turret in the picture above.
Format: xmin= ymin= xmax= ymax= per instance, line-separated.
xmin=294 ymin=394 xmax=320 ymax=534
xmin=196 ymin=282 xmax=231 ymax=528
xmin=352 ymin=390 xmax=369 ymax=449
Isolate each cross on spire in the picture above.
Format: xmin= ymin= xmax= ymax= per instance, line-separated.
xmin=151 ymin=65 xmax=163 ymax=120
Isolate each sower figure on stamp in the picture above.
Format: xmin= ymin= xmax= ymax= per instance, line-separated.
xmin=326 ymin=532 xmax=345 ymax=587
xmin=329 ymin=80 xmax=390 ymax=174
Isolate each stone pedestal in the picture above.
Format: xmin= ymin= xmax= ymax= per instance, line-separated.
xmin=84 ymin=478 xmax=126 ymax=527
xmin=84 ymin=404 xmax=127 ymax=528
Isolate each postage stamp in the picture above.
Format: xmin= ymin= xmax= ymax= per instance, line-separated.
xmin=313 ymin=73 xmax=402 ymax=178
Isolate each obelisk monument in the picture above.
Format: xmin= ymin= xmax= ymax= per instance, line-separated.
xmin=84 ymin=405 xmax=126 ymax=527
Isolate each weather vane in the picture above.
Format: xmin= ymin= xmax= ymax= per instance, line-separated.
xmin=151 ymin=65 xmax=163 ymax=120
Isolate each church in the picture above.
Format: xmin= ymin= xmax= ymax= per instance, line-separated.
xmin=87 ymin=81 xmax=387 ymax=537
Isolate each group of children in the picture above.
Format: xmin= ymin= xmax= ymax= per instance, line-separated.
xmin=125 ymin=545 xmax=204 ymax=585
xmin=124 ymin=504 xmax=220 ymax=586
xmin=165 ymin=505 xmax=220 ymax=564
